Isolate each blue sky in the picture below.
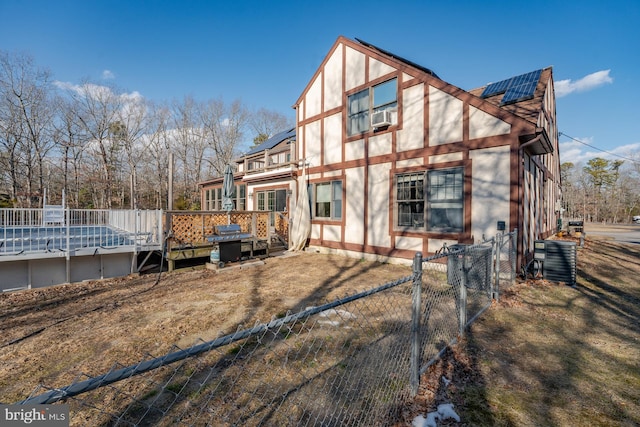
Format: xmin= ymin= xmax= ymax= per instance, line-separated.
xmin=1 ymin=0 xmax=639 ymax=166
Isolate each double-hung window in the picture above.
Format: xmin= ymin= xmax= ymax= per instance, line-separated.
xmin=348 ymin=78 xmax=397 ymax=136
xmin=396 ymin=168 xmax=464 ymax=233
xmin=312 ymin=180 xmax=342 ymax=220
xmin=427 ymin=168 xmax=463 ymax=232
xmin=397 ymin=173 xmax=425 ymax=227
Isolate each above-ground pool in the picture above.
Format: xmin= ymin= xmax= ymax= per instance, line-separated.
xmin=0 ymin=225 xmax=135 ymax=255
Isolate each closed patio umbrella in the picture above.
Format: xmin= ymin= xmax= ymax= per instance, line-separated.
xmin=222 ymin=164 xmax=235 ymax=224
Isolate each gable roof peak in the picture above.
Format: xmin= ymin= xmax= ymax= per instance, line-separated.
xmin=353 ymin=37 xmax=441 ymax=80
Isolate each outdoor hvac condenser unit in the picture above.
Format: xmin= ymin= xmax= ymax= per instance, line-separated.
xmin=533 ymin=240 xmax=577 ymax=285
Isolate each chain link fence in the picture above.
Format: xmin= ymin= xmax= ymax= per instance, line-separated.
xmin=16 ymin=232 xmax=517 ymax=426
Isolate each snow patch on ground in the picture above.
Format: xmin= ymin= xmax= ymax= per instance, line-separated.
xmin=412 ymin=403 xmax=460 ymax=427
xmin=306 ymin=307 xmax=357 ymax=326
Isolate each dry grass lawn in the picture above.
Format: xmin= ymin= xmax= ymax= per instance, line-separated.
xmin=0 ymin=252 xmax=411 ymax=405
xmin=412 ymin=233 xmax=640 ymax=426
xmin=2 ymin=229 xmax=639 ymax=426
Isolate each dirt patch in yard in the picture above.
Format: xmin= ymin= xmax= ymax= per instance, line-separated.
xmin=0 ymin=252 xmax=412 ymax=404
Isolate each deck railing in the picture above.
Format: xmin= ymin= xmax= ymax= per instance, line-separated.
xmin=164 ymin=210 xmax=271 ymax=251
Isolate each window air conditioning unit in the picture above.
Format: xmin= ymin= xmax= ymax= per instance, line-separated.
xmin=371 ymin=110 xmax=392 ymax=128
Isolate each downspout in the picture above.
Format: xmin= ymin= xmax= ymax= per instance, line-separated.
xmin=517 ymin=130 xmax=544 ymax=273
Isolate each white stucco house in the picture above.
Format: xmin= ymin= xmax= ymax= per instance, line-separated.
xmin=201 ymin=36 xmax=561 ymax=269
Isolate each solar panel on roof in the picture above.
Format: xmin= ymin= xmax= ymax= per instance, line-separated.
xmin=500 ymin=69 xmax=542 ymax=105
xmin=480 ymin=69 xmax=543 ymax=103
xmin=481 ymin=78 xmax=511 ymax=98
xmin=501 ymin=81 xmax=538 ymax=104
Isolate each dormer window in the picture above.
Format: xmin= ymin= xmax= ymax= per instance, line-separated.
xmin=347 ymin=78 xmax=397 ymax=136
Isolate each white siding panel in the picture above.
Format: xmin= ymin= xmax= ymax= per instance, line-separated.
xmin=369 ymin=58 xmax=396 ymax=81
xmin=429 ymin=152 xmax=463 ymax=164
xmin=396 ymin=158 xmax=424 ymax=169
xmin=306 ymin=73 xmax=322 ymax=119
xmin=345 ymin=138 xmax=365 ymax=161
xmin=324 ymin=113 xmax=343 ymax=165
xmin=323 ymin=170 xmax=343 ymax=178
xmin=368 ymin=132 xmax=392 ymax=157
xmin=345 ymin=167 xmax=365 ymax=245
xmin=428 ymin=238 xmax=458 ymax=253
xmin=345 ymin=46 xmax=365 ymax=91
xmin=311 ymin=223 xmax=321 ymax=240
xmin=469 ymin=106 xmax=511 ymax=139
xmin=367 ymin=163 xmax=391 ymax=248
xmin=297 ymin=124 xmax=304 ymax=161
xmin=305 ymin=121 xmax=322 ymax=166
xmin=469 ymin=145 xmax=511 ymax=242
xmin=429 ymin=86 xmax=463 ymax=145
xmin=397 ymin=84 xmax=424 ymax=152
xmin=323 ymin=224 xmax=342 ymax=242
xmin=395 ymin=236 xmax=422 ymax=251
xmin=324 ymin=46 xmax=343 ymax=111
xmin=298 ymin=101 xmax=304 ymax=125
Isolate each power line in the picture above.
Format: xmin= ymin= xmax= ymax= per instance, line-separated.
xmin=559 ymin=131 xmax=639 ymax=164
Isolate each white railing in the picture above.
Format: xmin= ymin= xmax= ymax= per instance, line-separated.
xmin=0 ymin=209 xmax=163 ymax=257
xmin=108 ymin=209 xmax=164 ymax=246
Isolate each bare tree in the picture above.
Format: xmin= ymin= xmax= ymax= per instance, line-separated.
xmin=248 ymin=107 xmax=294 ymax=147
xmin=0 ymin=51 xmax=56 ymax=207
xmin=201 ymin=98 xmax=249 ymax=176
xmin=62 ymin=81 xmax=125 ymax=208
xmin=140 ymin=101 xmax=172 ymax=209
xmin=0 ymin=93 xmax=23 ymax=204
xmin=113 ymin=93 xmax=148 ymax=208
xmin=51 ymin=95 xmax=89 ymax=207
xmin=170 ymin=96 xmax=207 ymax=209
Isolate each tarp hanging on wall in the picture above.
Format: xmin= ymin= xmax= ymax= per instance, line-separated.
xmin=289 ymin=162 xmax=311 ymax=252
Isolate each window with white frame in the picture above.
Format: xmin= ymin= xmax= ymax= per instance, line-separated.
xmin=347 ymin=78 xmax=397 ymax=136
xmin=395 ymin=168 xmax=464 ymax=233
xmin=312 ymin=180 xmax=342 ymax=219
xmin=205 ymin=184 xmax=246 ymax=211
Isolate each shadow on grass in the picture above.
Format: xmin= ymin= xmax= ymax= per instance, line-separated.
xmin=457 ymin=237 xmax=640 ymax=426
xmin=93 ymin=254 xmax=413 ymax=426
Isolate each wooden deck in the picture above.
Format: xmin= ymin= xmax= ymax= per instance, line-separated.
xmin=164 ymin=211 xmax=273 ymax=271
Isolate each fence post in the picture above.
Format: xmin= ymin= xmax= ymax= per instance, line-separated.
xmin=410 ymin=252 xmax=423 ymax=397
xmin=489 ymin=237 xmax=496 ymax=300
xmin=511 ymin=228 xmax=518 ymax=285
xmin=459 ymin=250 xmax=467 ymax=337
xmin=493 ymin=233 xmax=502 ymax=301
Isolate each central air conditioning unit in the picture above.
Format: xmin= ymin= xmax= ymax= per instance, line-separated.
xmin=371 ymin=110 xmax=392 ymax=128
xmin=533 ymin=240 xmax=577 ymax=285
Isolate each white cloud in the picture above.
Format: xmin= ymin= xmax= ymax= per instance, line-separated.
xmin=102 ymin=69 xmax=115 ymax=80
xmin=54 ymin=81 xmax=142 ymax=103
xmin=555 ymin=70 xmax=613 ymax=98
xmin=54 ymin=81 xmax=112 ymax=99
xmin=121 ymin=91 xmax=143 ymax=102
xmin=559 ymin=137 xmax=640 ymax=165
xmin=54 ymin=81 xmax=146 ymax=121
